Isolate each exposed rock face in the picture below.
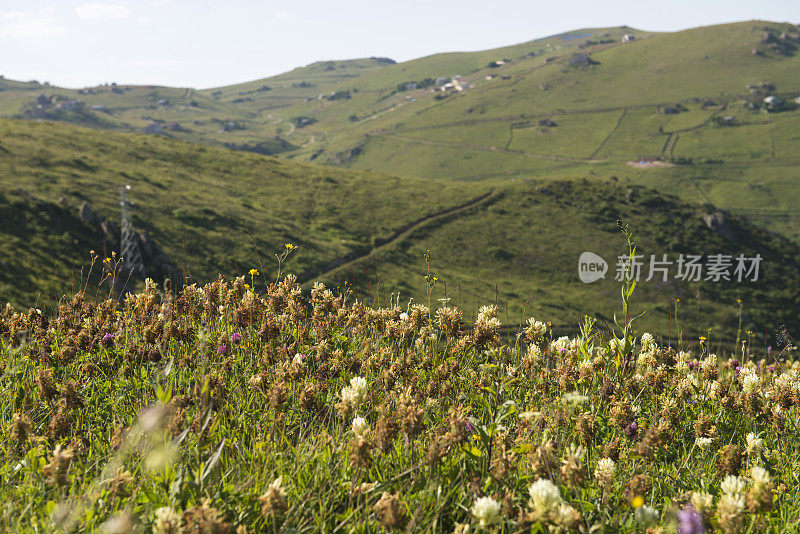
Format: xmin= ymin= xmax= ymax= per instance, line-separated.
xmin=78 ymin=203 xmax=98 ymax=225
xmin=703 ymin=212 xmax=736 ymax=240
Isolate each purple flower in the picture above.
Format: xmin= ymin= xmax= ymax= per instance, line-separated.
xmin=101 ymin=332 xmax=114 ymax=348
xmin=217 ymin=344 xmax=229 ymax=355
xmin=768 ymin=365 xmax=775 ymax=373
xmin=466 ymin=421 xmax=474 ymax=432
xmin=677 ymin=505 xmax=705 ymax=534
xmin=767 ymin=345 xmax=773 ymax=355
xmin=230 ymin=332 xmax=242 ymax=344
xmin=735 ymin=366 xmax=742 ymax=375
xmin=729 ymin=359 xmax=739 ymax=370
xmin=624 ymin=421 xmax=638 ymax=439
xmin=688 ymin=361 xmax=697 ymax=371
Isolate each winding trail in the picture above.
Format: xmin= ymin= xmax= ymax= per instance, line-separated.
xmin=298 ymin=190 xmax=499 ymax=284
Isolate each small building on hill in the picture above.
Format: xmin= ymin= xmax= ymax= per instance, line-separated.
xmin=622 ymin=34 xmax=635 ymax=43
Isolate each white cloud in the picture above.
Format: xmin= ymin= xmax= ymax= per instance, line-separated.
xmin=274 ymin=10 xmax=290 ymax=19
xmin=76 ymin=3 xmax=131 ymax=20
xmin=0 ymin=9 xmax=67 ymax=39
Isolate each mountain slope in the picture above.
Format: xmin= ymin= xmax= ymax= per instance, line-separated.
xmin=2 ymin=119 xmax=799 ymax=342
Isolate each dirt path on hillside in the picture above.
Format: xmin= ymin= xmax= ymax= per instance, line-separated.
xmin=297 ymin=190 xmax=499 ymax=284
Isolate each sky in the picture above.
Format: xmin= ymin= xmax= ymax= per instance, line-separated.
xmin=1 ymin=0 xmax=798 ymax=89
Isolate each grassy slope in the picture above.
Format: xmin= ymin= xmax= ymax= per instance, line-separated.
xmin=316 ymin=179 xmax=800 ymax=340
xmin=3 ymin=21 xmax=796 ymax=245
xmin=0 ymin=119 xmax=488 ymax=308
xmin=2 ymin=119 xmax=799 ymax=341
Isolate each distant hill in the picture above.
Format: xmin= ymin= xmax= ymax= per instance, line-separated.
xmin=1 ymin=119 xmax=799 ymax=341
xmin=0 ymin=21 xmax=798 ymax=248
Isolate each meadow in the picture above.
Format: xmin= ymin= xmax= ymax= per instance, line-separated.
xmin=1 ymin=249 xmax=798 ymax=532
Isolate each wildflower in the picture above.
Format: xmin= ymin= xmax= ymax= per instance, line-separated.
xmin=750 ymin=465 xmax=770 ymax=488
xmin=217 ymin=344 xmax=228 ymax=356
xmin=745 ymin=433 xmax=763 ymax=454
xmin=553 ymin=502 xmax=580 ymax=529
xmin=747 ymin=466 xmax=773 ymax=512
xmin=741 ymin=371 xmax=759 ymax=393
xmin=641 ymin=332 xmax=655 ymax=352
xmin=716 ymin=493 xmax=745 ymax=533
xmin=695 ymin=437 xmax=713 ymax=449
xmin=562 ymin=391 xmax=589 ymax=404
xmin=677 ymin=505 xmax=705 ymax=534
xmin=352 ymin=416 xmax=369 ymax=439
xmin=560 ymin=443 xmax=587 ymax=487
xmin=528 ymin=479 xmax=562 ymax=518
xmin=594 ymin=457 xmax=616 ymax=486
xmin=101 ymin=513 xmax=135 ymax=534
xmin=259 ymin=477 xmax=288 ymax=517
xmin=690 ymin=491 xmax=714 ymax=515
xmin=471 ymin=496 xmax=501 ymax=527
xmin=340 ymin=376 xmax=368 ymax=409
xmin=720 ymin=475 xmax=745 ymax=496
xmin=249 ymin=268 xmax=259 ymax=276
xmin=230 ymin=333 xmax=242 ymax=344
xmin=375 ymin=492 xmax=408 ymax=529
xmin=524 ymin=318 xmax=548 ymax=344
xmin=183 ymin=500 xmax=231 ymax=533
xmin=42 ymin=445 xmax=74 ymax=486
xmin=634 ymin=505 xmax=659 ymax=528
xmin=284 ymin=243 xmax=295 ymax=250
xmin=624 ymin=421 xmax=638 ymax=439
xmin=153 ymin=507 xmax=184 ymax=534
xmin=101 ymin=332 xmax=114 ymax=348
xmin=292 ymin=353 xmax=306 ymax=366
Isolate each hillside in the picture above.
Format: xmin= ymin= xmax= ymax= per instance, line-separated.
xmin=0 ymin=21 xmax=798 ymax=247
xmin=1 ymin=119 xmax=799 ymax=341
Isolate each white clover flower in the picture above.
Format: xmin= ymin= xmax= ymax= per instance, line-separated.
xmin=399 ymin=312 xmax=409 ymax=322
xmin=528 ymin=479 xmax=562 ymax=517
xmin=562 ymin=391 xmax=589 ymax=404
xmin=691 ymin=491 xmax=715 ymax=514
xmin=717 ymin=492 xmax=745 ymax=515
xmin=352 ymin=416 xmax=369 ymax=439
xmin=594 ymin=458 xmax=616 ymax=485
xmin=153 ymin=506 xmax=184 ymax=534
xmin=578 ymin=359 xmax=593 ymax=374
xmin=634 ymin=505 xmax=659 ymax=527
xmin=741 ymin=370 xmax=760 ymax=393
xmin=526 ymin=318 xmax=548 ymax=342
xmin=341 ymin=376 xmax=368 ymax=408
xmin=695 ymin=437 xmax=713 ymax=449
xmin=720 ymin=475 xmax=745 ymax=496
xmin=750 ymin=466 xmax=771 ymax=488
xmin=477 ymin=305 xmax=498 ymax=323
xmin=551 ymin=336 xmax=572 ymax=353
xmin=292 ymin=353 xmax=305 ymax=366
xmin=641 ymin=332 xmax=655 ymax=352
xmin=471 ymin=496 xmax=501 ymax=527
xmin=553 ymin=502 xmax=578 ymax=528
xmin=745 ymin=432 xmax=763 ymax=454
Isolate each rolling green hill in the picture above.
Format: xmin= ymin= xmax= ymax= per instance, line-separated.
xmin=0 ymin=21 xmax=798 ymax=247
xmin=1 ymin=119 xmax=799 ymax=342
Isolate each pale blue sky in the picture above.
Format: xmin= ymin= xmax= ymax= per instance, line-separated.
xmin=1 ymin=0 xmax=798 ymax=89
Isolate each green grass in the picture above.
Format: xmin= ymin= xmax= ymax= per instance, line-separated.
xmin=1 ymin=276 xmax=799 ymax=532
